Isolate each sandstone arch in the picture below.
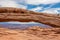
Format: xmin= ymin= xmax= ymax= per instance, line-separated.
xmin=0 ymin=7 xmax=60 ymax=27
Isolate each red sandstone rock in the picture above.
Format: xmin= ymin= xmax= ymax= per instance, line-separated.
xmin=0 ymin=7 xmax=60 ymax=27
xmin=0 ymin=27 xmax=60 ymax=40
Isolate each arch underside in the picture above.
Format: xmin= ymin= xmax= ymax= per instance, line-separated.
xmin=0 ymin=13 xmax=60 ymax=27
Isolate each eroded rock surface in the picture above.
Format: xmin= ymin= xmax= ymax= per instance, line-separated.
xmin=0 ymin=27 xmax=60 ymax=40
xmin=0 ymin=7 xmax=60 ymax=27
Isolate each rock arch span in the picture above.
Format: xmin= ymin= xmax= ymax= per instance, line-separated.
xmin=0 ymin=7 xmax=60 ymax=27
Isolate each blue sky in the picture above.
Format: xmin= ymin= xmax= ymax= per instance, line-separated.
xmin=0 ymin=0 xmax=60 ymax=14
xmin=0 ymin=0 xmax=60 ymax=24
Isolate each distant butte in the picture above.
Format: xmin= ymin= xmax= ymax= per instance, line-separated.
xmin=0 ymin=7 xmax=60 ymax=27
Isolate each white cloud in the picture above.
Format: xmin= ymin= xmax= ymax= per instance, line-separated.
xmin=26 ymin=0 xmax=60 ymax=5
xmin=42 ymin=8 xmax=60 ymax=14
xmin=18 ymin=4 xmax=27 ymax=9
xmin=30 ymin=7 xmax=43 ymax=11
xmin=0 ymin=0 xmax=60 ymax=14
xmin=30 ymin=6 xmax=60 ymax=14
xmin=0 ymin=0 xmax=18 ymax=7
xmin=0 ymin=0 xmax=27 ymax=9
xmin=15 ymin=0 xmax=60 ymax=14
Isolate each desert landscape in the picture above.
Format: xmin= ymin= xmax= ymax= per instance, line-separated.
xmin=0 ymin=7 xmax=60 ymax=40
xmin=0 ymin=26 xmax=60 ymax=40
xmin=0 ymin=7 xmax=60 ymax=27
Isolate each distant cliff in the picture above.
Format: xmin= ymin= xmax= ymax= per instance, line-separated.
xmin=0 ymin=7 xmax=60 ymax=27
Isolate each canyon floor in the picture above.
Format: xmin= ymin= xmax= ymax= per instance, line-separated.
xmin=0 ymin=26 xmax=60 ymax=40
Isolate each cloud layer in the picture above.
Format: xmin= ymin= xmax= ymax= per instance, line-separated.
xmin=0 ymin=0 xmax=60 ymax=14
xmin=26 ymin=0 xmax=60 ymax=5
xmin=0 ymin=0 xmax=27 ymax=9
xmin=43 ymin=8 xmax=60 ymax=14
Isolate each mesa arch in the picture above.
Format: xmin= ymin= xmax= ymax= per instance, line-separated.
xmin=0 ymin=7 xmax=60 ymax=27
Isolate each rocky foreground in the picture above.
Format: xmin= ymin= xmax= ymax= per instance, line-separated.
xmin=0 ymin=26 xmax=60 ymax=40
xmin=0 ymin=7 xmax=60 ymax=27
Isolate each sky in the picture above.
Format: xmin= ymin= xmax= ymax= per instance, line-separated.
xmin=0 ymin=22 xmax=40 ymax=24
xmin=0 ymin=0 xmax=60 ymax=14
xmin=0 ymin=0 xmax=60 ymax=24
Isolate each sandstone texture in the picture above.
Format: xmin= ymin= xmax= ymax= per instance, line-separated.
xmin=0 ymin=7 xmax=60 ymax=27
xmin=0 ymin=26 xmax=60 ymax=40
xmin=0 ymin=7 xmax=60 ymax=40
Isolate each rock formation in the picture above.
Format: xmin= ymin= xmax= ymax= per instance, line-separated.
xmin=0 ymin=7 xmax=60 ymax=27
xmin=0 ymin=26 xmax=60 ymax=40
